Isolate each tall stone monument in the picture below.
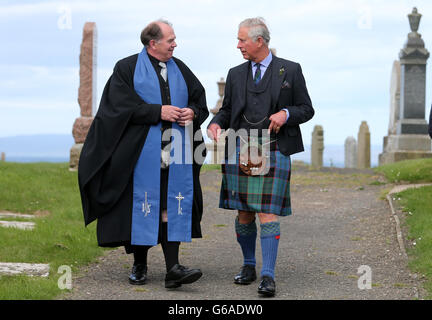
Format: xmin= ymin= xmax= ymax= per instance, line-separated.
xmin=379 ymin=8 xmax=432 ymax=165
xmin=357 ymin=121 xmax=371 ymax=169
xmin=206 ymin=78 xmax=227 ymax=164
xmin=69 ymin=22 xmax=97 ymax=171
xmin=209 ymin=78 xmax=225 ymax=115
xmin=311 ymin=125 xmax=324 ymax=168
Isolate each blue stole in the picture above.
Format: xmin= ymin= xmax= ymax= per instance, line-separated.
xmin=131 ymin=49 xmax=194 ymax=246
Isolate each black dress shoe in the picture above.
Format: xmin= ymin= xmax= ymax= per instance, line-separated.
xmin=128 ymin=264 xmax=147 ymax=285
xmin=234 ymin=265 xmax=257 ymax=285
xmin=258 ymin=276 xmax=276 ymax=297
xmin=165 ymin=264 xmax=202 ymax=288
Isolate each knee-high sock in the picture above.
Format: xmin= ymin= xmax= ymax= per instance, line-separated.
xmin=235 ymin=217 xmax=257 ymax=266
xmin=260 ymin=221 xmax=280 ymax=279
xmin=160 ymin=222 xmax=180 ymax=272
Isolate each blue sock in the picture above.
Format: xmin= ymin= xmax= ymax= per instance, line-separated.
xmin=235 ymin=218 xmax=257 ymax=266
xmin=260 ymin=222 xmax=280 ymax=279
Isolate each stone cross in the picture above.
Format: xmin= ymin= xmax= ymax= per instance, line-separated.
xmin=78 ymin=22 xmax=98 ymax=118
xmin=357 ymin=121 xmax=371 ymax=169
xmin=69 ymin=22 xmax=97 ymax=171
xmin=344 ymin=136 xmax=357 ymax=169
xmin=311 ymin=125 xmax=324 ymax=168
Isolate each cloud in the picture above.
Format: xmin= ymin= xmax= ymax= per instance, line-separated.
xmin=1 ymin=0 xmax=431 ymax=144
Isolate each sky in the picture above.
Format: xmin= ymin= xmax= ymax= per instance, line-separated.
xmin=1 ymin=0 xmax=432 ymax=148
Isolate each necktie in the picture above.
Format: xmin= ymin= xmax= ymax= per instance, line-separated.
xmin=159 ymin=62 xmax=167 ymax=82
xmin=254 ymin=63 xmax=261 ymax=84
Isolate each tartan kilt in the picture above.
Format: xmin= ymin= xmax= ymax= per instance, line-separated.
xmin=219 ymin=138 xmax=292 ymax=216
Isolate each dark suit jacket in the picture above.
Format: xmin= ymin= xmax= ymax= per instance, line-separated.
xmin=210 ymin=55 xmax=314 ymax=156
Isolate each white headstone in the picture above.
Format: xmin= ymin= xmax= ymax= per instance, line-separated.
xmin=344 ymin=136 xmax=357 ymax=168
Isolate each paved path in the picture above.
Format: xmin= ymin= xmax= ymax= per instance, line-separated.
xmin=62 ymin=166 xmax=426 ymax=300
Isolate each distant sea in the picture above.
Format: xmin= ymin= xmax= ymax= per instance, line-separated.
xmin=3 ymin=156 xmax=69 ymax=163
xmin=0 ymin=134 xmax=382 ymax=168
xmin=291 ymin=144 xmax=382 ymax=168
xmin=207 ymin=144 xmax=381 ymax=168
xmin=0 ymin=134 xmax=73 ymax=163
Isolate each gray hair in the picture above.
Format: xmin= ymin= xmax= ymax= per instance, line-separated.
xmin=239 ymin=17 xmax=270 ymax=45
xmin=141 ymin=19 xmax=173 ymax=47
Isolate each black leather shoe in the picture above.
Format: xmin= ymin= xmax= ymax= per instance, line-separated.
xmin=128 ymin=264 xmax=147 ymax=285
xmin=234 ymin=265 xmax=257 ymax=285
xmin=165 ymin=264 xmax=202 ymax=288
xmin=258 ymin=276 xmax=276 ymax=297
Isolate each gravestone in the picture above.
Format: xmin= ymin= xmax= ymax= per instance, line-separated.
xmin=0 ymin=221 xmax=35 ymax=230
xmin=357 ymin=121 xmax=371 ymax=169
xmin=0 ymin=212 xmax=36 ymax=219
xmin=0 ymin=263 xmax=49 ymax=277
xmin=311 ymin=125 xmax=324 ymax=168
xmin=69 ymin=22 xmax=97 ymax=171
xmin=1 ymin=152 xmax=5 ymax=162
xmin=0 ymin=212 xmax=36 ymax=230
xmin=388 ymin=60 xmax=401 ymax=136
xmin=380 ymin=8 xmax=432 ymax=164
xmin=344 ymin=136 xmax=357 ymax=168
xmin=0 ymin=213 xmax=46 ymax=277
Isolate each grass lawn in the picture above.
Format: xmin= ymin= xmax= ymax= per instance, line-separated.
xmin=375 ymin=158 xmax=432 ymax=183
xmin=0 ymin=162 xmax=221 ymax=299
xmin=395 ymin=186 xmax=432 ymax=299
xmin=0 ymin=162 xmax=106 ymax=300
xmin=377 ymin=158 xmax=432 ymax=299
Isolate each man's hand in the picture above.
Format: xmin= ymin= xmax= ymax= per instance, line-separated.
xmin=177 ymin=108 xmax=195 ymax=126
xmin=268 ymin=110 xmax=287 ymax=134
xmin=161 ymin=105 xmax=182 ymax=122
xmin=207 ymin=123 xmax=222 ymax=143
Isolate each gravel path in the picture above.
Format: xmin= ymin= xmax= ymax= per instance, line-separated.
xmin=62 ymin=166 xmax=426 ymax=300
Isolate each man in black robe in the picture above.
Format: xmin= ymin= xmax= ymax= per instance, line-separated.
xmin=78 ymin=20 xmax=209 ymax=289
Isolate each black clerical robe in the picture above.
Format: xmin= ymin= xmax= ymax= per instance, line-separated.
xmin=78 ymin=53 xmax=208 ymax=248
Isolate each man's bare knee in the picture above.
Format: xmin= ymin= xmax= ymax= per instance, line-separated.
xmin=238 ymin=210 xmax=256 ymax=224
xmin=258 ymin=213 xmax=278 ymax=224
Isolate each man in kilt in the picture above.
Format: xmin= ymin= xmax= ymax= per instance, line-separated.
xmin=207 ymin=17 xmax=314 ymax=297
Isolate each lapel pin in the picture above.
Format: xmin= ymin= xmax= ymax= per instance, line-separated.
xmin=279 ymin=67 xmax=285 ymax=76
